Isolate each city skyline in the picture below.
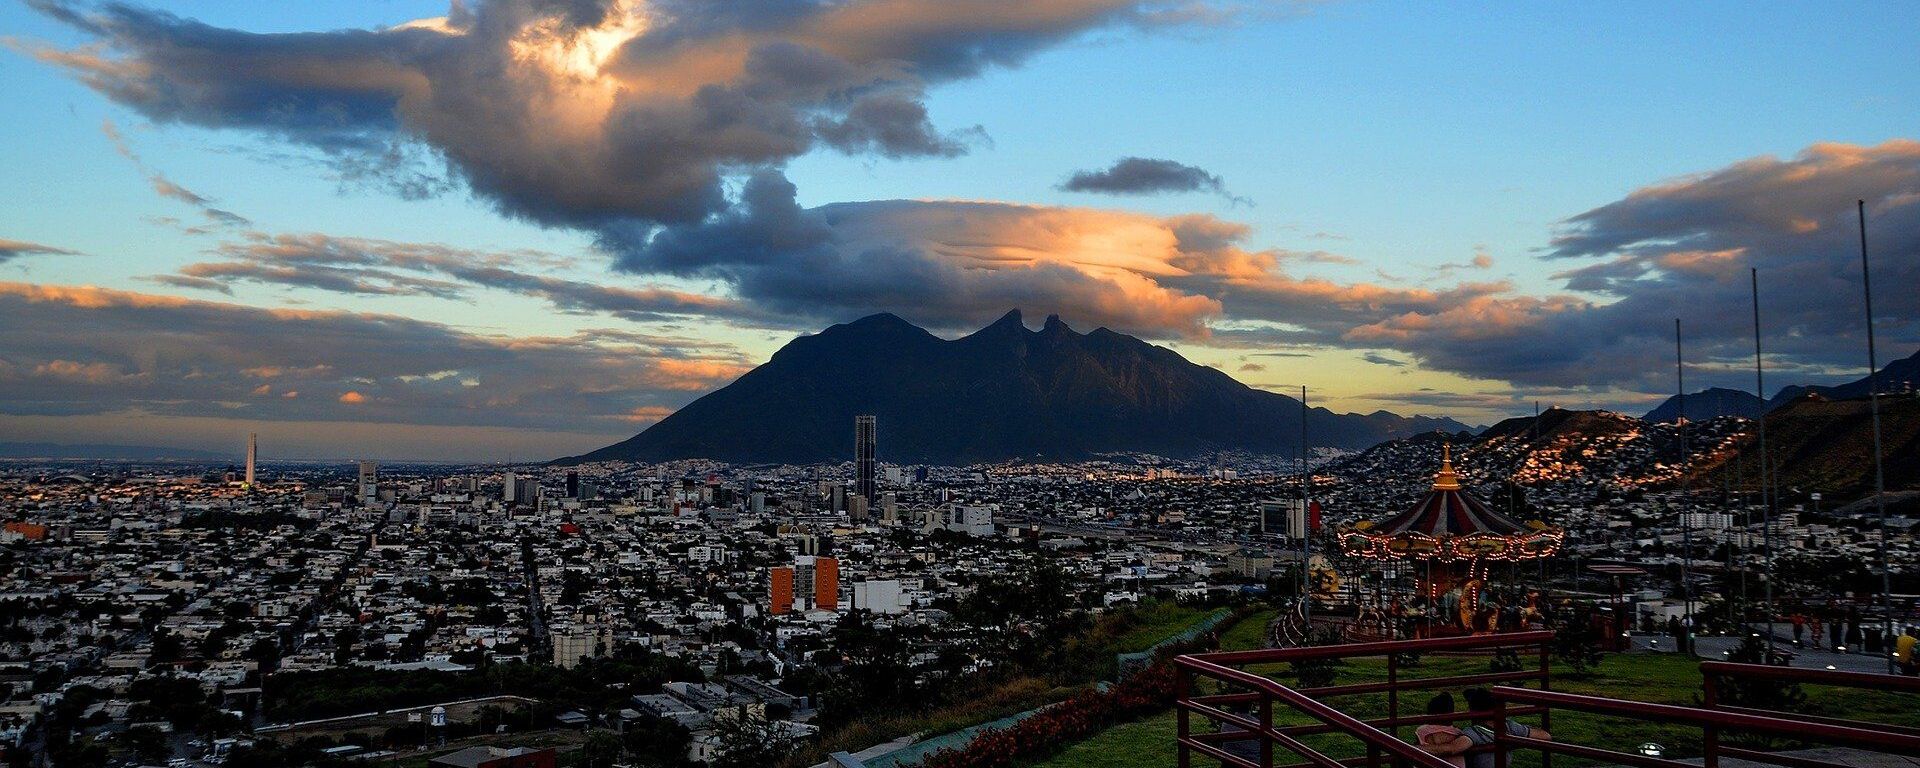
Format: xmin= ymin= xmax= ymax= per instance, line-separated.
xmin=3 ymin=1 xmax=1917 ymax=461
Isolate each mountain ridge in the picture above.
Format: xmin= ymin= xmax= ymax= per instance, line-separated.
xmin=558 ymin=310 xmax=1474 ymax=465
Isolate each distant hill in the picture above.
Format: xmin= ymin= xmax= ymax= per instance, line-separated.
xmin=559 ymin=310 xmax=1473 ymax=465
xmin=0 ymin=442 xmax=230 ymax=461
xmin=1770 ymin=349 xmax=1920 ymax=408
xmin=1691 ymin=394 xmax=1920 ymax=495
xmin=1644 ymin=387 xmax=1769 ymax=423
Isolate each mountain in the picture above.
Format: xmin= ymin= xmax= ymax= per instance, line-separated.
xmin=1770 ymin=349 xmax=1920 ymax=408
xmin=1643 ymin=387 xmax=1769 ymax=423
xmin=0 ymin=442 xmax=230 ymax=461
xmin=560 ymin=310 xmax=1473 ymax=465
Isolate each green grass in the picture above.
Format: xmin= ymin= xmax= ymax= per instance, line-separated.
xmin=1112 ymin=602 xmax=1217 ymax=653
xmin=1218 ymin=610 xmax=1276 ymax=652
xmin=1028 ymin=651 xmax=1920 ymax=768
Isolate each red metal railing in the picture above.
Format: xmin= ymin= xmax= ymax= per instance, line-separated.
xmin=1174 ymin=631 xmax=1554 ymax=768
xmin=1177 ymin=631 xmax=1920 ymax=768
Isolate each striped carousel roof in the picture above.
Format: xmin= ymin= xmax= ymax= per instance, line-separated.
xmin=1372 ymin=445 xmax=1529 ymax=537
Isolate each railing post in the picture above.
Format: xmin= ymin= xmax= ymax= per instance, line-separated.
xmin=1702 ymin=668 xmax=1719 ymax=768
xmin=1539 ymin=636 xmax=1553 ymax=768
xmin=1493 ymin=694 xmax=1510 ymax=768
xmin=1261 ymin=691 xmax=1275 ymax=768
xmin=1388 ymin=650 xmax=1400 ymax=739
xmin=1177 ymin=665 xmax=1191 ymax=768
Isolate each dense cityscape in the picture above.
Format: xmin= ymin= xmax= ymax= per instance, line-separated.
xmin=6 ymin=1 xmax=1920 ymax=767
xmin=4 ymin=399 xmax=1915 ymax=767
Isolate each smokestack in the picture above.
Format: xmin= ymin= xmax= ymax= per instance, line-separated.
xmin=246 ymin=433 xmax=257 ymax=488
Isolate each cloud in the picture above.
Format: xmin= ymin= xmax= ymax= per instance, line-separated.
xmin=100 ymin=119 xmax=251 ymax=229
xmin=24 ymin=0 xmax=1253 ymax=337
xmin=25 ymin=0 xmax=1213 ymax=230
xmin=167 ymin=230 xmax=770 ymax=324
xmin=1346 ymin=140 xmax=1920 ymax=390
xmin=1360 ymin=351 xmax=1405 ymax=367
xmin=608 ymin=169 xmax=1232 ymax=336
xmin=0 ymin=281 xmax=751 ymax=430
xmin=1060 ymin=156 xmax=1238 ymax=200
xmin=0 ymin=238 xmax=79 ymax=264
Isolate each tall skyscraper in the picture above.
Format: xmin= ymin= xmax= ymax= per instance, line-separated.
xmin=565 ymin=471 xmax=580 ymax=499
xmin=503 ymin=471 xmax=517 ymax=503
xmin=357 ymin=460 xmax=378 ymax=502
xmin=244 ymin=433 xmax=257 ymax=488
xmin=855 ymin=414 xmax=877 ymax=503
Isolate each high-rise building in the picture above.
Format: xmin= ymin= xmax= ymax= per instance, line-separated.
xmin=769 ymin=566 xmax=794 ymax=615
xmin=855 ymin=414 xmax=877 ymax=503
xmin=848 ymin=495 xmax=869 ymax=523
xmin=812 ymin=556 xmax=839 ymax=611
xmin=503 ymin=471 xmax=517 ymax=503
xmin=357 ymin=461 xmax=378 ymax=502
xmin=244 ymin=433 xmax=257 ymax=488
xmin=565 ymin=471 xmax=580 ymax=499
xmin=773 ymin=557 xmax=839 ymax=613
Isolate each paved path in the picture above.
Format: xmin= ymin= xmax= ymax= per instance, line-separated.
xmin=1623 ymin=628 xmax=1902 ymax=675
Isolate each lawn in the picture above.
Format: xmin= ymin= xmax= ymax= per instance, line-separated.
xmin=1028 ymin=650 xmax=1920 ymax=768
xmin=1112 ymin=601 xmax=1220 ymax=654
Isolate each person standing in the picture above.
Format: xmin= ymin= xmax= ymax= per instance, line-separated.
xmin=1897 ymin=628 xmax=1919 ymax=677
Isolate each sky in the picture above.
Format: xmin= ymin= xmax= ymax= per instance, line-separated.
xmin=2 ymin=0 xmax=1917 ymax=462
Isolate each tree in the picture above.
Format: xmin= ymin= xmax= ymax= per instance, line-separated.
xmin=1551 ymin=605 xmax=1607 ymax=677
xmin=622 ymin=717 xmax=692 ymax=768
xmin=126 ymin=725 xmax=171 ymax=764
xmin=580 ymin=730 xmax=624 ymax=768
xmin=710 ymin=709 xmax=793 ymax=768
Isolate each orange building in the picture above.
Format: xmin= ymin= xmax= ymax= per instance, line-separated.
xmin=769 ymin=566 xmax=794 ymax=615
xmin=3 ymin=522 xmax=48 ymax=541
xmin=813 ymin=557 xmax=838 ymax=611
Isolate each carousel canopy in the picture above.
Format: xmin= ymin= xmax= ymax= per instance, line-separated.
xmin=1371 ymin=446 xmax=1528 ymax=537
xmin=1343 ymin=445 xmax=1562 ymax=562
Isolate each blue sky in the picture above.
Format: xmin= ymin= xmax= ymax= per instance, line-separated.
xmin=2 ymin=1 xmax=1916 ymax=460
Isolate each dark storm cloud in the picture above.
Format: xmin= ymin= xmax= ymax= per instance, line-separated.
xmin=0 ymin=282 xmax=749 ymax=428
xmin=0 ymin=238 xmax=79 ymax=264
xmin=1060 ymin=156 xmax=1235 ymax=198
xmin=26 ymin=0 xmax=1203 ymax=229
xmin=1361 ymin=352 xmax=1405 ymax=367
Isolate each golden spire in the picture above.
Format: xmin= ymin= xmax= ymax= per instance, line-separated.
xmin=1432 ymin=443 xmax=1462 ymax=490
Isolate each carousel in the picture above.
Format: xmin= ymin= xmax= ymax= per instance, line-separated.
xmin=1340 ymin=445 xmax=1563 ymax=635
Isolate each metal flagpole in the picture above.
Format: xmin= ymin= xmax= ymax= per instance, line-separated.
xmin=1858 ymin=200 xmax=1894 ymax=673
xmin=1751 ymin=268 xmax=1775 ymax=652
xmin=1301 ymin=384 xmax=1312 ymax=629
xmin=1677 ymin=319 xmax=1693 ymax=633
